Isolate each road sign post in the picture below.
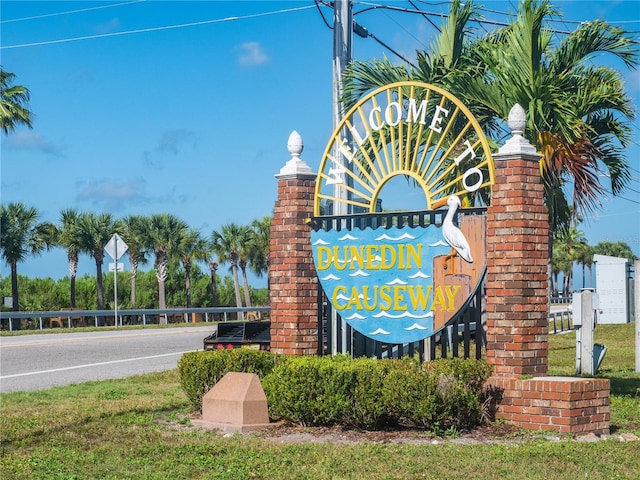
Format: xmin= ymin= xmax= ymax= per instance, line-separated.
xmin=105 ymin=234 xmax=128 ymax=327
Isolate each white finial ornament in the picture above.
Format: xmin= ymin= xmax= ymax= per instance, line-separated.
xmin=276 ymin=130 xmax=314 ymax=178
xmin=287 ymin=130 xmax=303 ymax=158
xmin=498 ymin=104 xmax=538 ymax=155
xmin=508 ymin=104 xmax=526 ymax=136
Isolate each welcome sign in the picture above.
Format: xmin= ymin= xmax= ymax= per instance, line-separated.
xmin=311 ymin=82 xmax=494 ymax=343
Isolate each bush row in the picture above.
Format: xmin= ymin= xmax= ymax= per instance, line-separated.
xmin=178 ymin=350 xmax=493 ymax=432
xmin=178 ymin=349 xmax=277 ymax=411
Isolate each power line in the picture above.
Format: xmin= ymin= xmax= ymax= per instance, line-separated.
xmin=603 ymin=190 xmax=640 ymax=205
xmin=0 ymin=0 xmax=145 ymax=24
xmin=314 ymin=0 xmax=333 ymax=29
xmin=407 ymin=0 xmax=441 ymax=33
xmin=314 ymin=1 xmax=417 ymax=67
xmin=358 ymin=1 xmax=640 ymax=43
xmin=1 ymin=4 xmax=315 ymax=50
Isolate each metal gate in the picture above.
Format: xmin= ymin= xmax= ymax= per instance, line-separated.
xmin=311 ymin=210 xmax=486 ymax=361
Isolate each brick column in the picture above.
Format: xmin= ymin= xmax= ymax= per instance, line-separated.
xmin=485 ymin=105 xmax=610 ymax=435
xmin=269 ymin=131 xmax=318 ymax=355
xmin=485 ymin=104 xmax=549 ymax=377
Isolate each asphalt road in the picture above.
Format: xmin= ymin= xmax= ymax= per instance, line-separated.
xmin=0 ymin=325 xmax=217 ymax=393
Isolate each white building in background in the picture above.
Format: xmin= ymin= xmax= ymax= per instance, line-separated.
xmin=594 ymin=254 xmax=635 ymax=324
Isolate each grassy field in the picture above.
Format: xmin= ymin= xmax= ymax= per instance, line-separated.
xmin=1 ymin=324 xmax=638 ymax=480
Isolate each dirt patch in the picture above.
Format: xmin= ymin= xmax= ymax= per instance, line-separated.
xmin=250 ymin=421 xmax=529 ymax=445
xmin=164 ymin=414 xmax=636 ymax=445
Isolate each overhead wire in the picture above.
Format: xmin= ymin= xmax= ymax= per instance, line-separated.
xmin=0 ymin=0 xmax=146 ymax=24
xmin=1 ymin=4 xmax=316 ymax=49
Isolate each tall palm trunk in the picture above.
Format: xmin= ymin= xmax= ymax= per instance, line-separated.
xmin=239 ymin=259 xmax=252 ymax=309
xmin=156 ymin=255 xmax=168 ymax=324
xmin=209 ymin=262 xmax=218 ymax=308
xmin=230 ymin=259 xmax=243 ymax=320
xmin=185 ymin=264 xmax=193 ymax=308
xmin=68 ymin=253 xmax=78 ymax=307
xmin=94 ymin=255 xmax=106 ymax=326
xmin=96 ymin=259 xmax=105 ymax=309
xmin=130 ymin=259 xmax=138 ymax=308
xmin=9 ymin=262 xmax=20 ymax=330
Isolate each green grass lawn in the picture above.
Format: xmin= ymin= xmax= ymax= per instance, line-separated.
xmin=1 ymin=324 xmax=639 ymax=480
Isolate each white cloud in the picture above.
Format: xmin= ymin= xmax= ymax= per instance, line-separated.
xmin=237 ymin=42 xmax=269 ymax=67
xmin=625 ymin=69 xmax=640 ymax=93
xmin=74 ymin=177 xmax=187 ymax=211
xmin=142 ymin=129 xmax=198 ymax=168
xmin=95 ymin=17 xmax=121 ymax=35
xmin=76 ymin=177 xmax=150 ymax=210
xmin=2 ymin=130 xmax=64 ymax=157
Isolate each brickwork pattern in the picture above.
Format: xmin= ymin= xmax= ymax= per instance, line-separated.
xmin=485 ymin=151 xmax=610 ymax=435
xmin=269 ymin=177 xmax=318 ymax=355
xmin=488 ymin=376 xmax=610 ymax=435
xmin=486 ymin=156 xmax=550 ymax=377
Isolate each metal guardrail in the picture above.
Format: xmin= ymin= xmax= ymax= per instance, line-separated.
xmin=0 ymin=306 xmax=270 ymax=332
xmin=549 ymin=310 xmax=573 ymax=334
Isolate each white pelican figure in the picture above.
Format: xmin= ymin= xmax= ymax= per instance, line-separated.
xmin=432 ymin=195 xmax=473 ymax=269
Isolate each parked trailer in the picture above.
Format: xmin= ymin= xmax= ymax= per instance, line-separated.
xmin=203 ymin=321 xmax=271 ymax=351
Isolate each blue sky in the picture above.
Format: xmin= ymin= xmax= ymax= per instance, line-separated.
xmin=1 ymin=0 xmax=639 ymax=289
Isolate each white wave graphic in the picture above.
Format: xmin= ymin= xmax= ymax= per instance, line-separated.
xmin=336 ymin=294 xmax=351 ymax=301
xmin=345 ymin=313 xmax=366 ymax=320
xmin=349 ymin=270 xmax=370 ymax=277
xmin=429 ymin=240 xmax=448 ymax=247
xmin=321 ymin=274 xmax=340 ymax=281
xmin=369 ymin=328 xmax=391 ymax=336
xmin=386 ymin=278 xmax=407 ymax=285
xmin=373 ymin=311 xmax=434 ymax=319
xmin=409 ymin=271 xmax=431 ymax=279
xmin=375 ymin=232 xmax=416 ymax=241
xmin=405 ymin=323 xmax=429 ymax=331
xmin=339 ymin=234 xmax=358 ymax=241
xmin=312 ymin=238 xmax=330 ymax=245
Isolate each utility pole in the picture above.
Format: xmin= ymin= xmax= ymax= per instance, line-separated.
xmin=332 ymin=0 xmax=353 ymax=217
xmin=633 ymin=260 xmax=640 ymax=372
xmin=332 ymin=0 xmax=353 ymax=354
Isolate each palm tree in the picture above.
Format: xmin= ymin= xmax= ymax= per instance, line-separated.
xmin=76 ymin=212 xmax=116 ymax=316
xmin=212 ymin=223 xmax=249 ymax=314
xmin=554 ymin=223 xmax=587 ymax=295
xmin=177 ymin=229 xmax=210 ymax=309
xmin=0 ymin=203 xmax=53 ymax=327
xmin=0 ymin=68 xmax=33 ymax=134
xmin=56 ymin=208 xmax=82 ymax=307
xmin=146 ymin=214 xmax=188 ymax=324
xmin=343 ymin=0 xmax=637 ymax=232
xmin=119 ymin=215 xmax=150 ymax=312
xmin=593 ymin=241 xmax=637 ymax=261
xmin=551 ymin=244 xmax=570 ymax=297
xmin=457 ymin=0 xmax=636 ymax=231
xmin=343 ymin=1 xmax=502 ymax=140
xmin=249 ymin=216 xmax=271 ymax=279
xmin=574 ymin=243 xmax=595 ymax=289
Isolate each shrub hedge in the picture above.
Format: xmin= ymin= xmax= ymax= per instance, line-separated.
xmin=178 ymin=350 xmax=493 ymax=432
xmin=178 ymin=349 xmax=277 ymax=411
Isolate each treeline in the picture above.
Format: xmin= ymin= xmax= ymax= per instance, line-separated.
xmin=1 ymin=203 xmax=271 ymax=321
xmin=551 ymin=229 xmax=637 ymax=297
xmin=0 ymin=264 xmax=268 ymax=312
